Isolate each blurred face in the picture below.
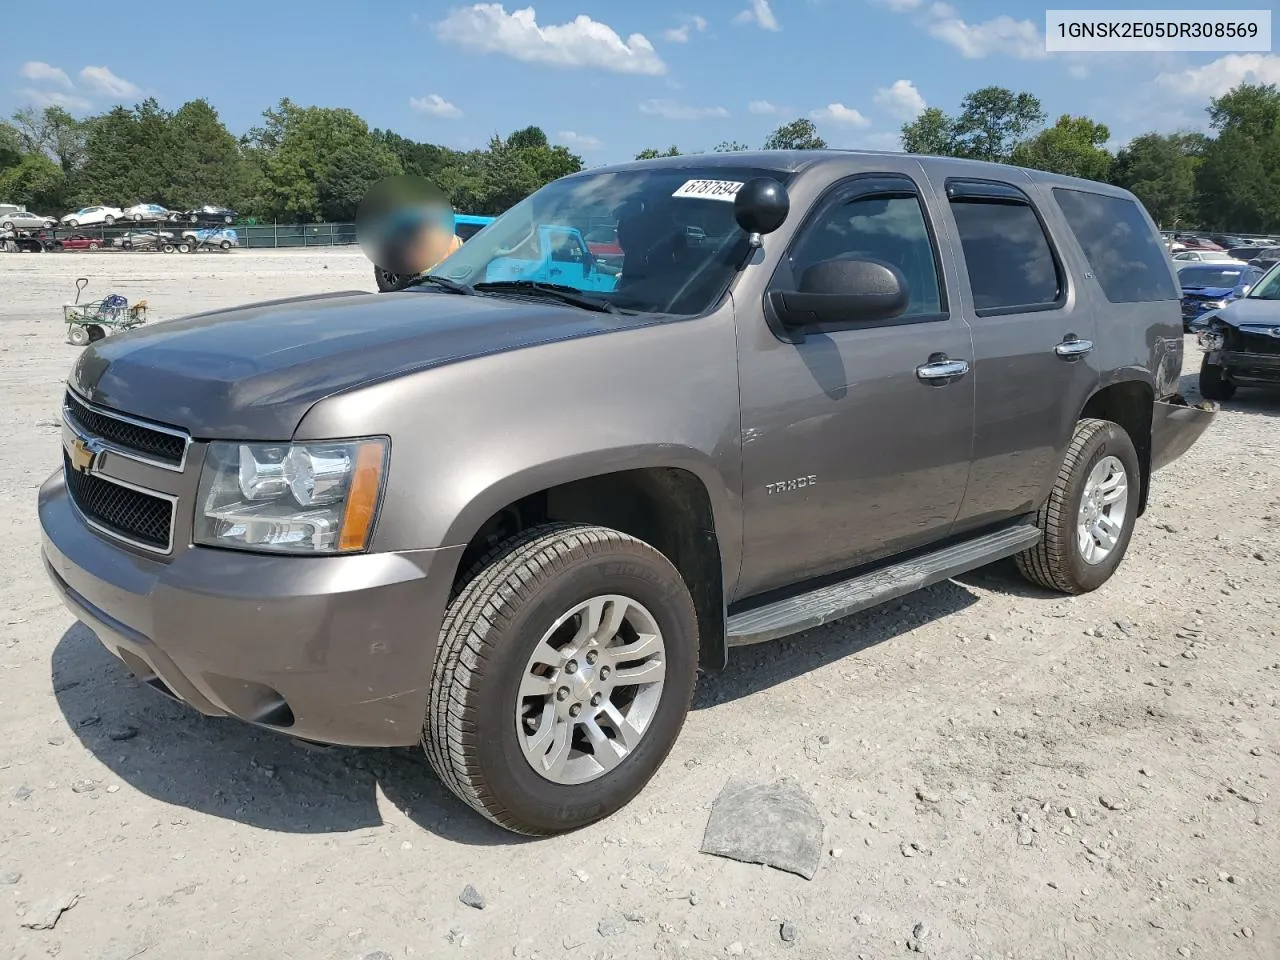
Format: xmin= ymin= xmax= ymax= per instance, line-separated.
xmin=403 ymin=218 xmax=457 ymax=273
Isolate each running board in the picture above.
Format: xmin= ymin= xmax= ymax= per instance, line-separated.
xmin=726 ymin=524 xmax=1042 ymax=647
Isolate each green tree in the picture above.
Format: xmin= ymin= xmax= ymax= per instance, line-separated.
xmin=12 ymin=106 xmax=87 ymax=173
xmin=0 ymin=152 xmax=66 ymax=210
xmin=474 ymin=134 xmax=540 ymax=214
xmin=635 ymin=145 xmax=682 ymax=159
xmin=163 ymin=99 xmax=247 ymax=210
xmin=0 ymin=121 xmax=22 ymax=171
xmin=243 ymin=99 xmax=401 ymax=221
xmin=901 ymin=107 xmax=953 ymax=155
xmin=714 ymin=140 xmax=750 ymax=152
xmin=76 ymin=101 xmax=172 ymax=205
xmin=1110 ymin=132 xmax=1206 ymax=228
xmin=1010 ymin=114 xmax=1112 ymax=181
xmin=762 ymin=119 xmax=826 ymax=150
xmin=1194 ymin=82 xmax=1280 ymax=232
xmin=948 ymin=87 xmax=1045 ymax=163
xmin=507 ymin=125 xmax=549 ymax=151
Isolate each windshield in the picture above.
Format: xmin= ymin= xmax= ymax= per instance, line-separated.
xmin=1247 ymin=264 xmax=1280 ymax=300
xmin=431 ymin=166 xmax=793 ymax=315
xmin=1178 ymin=266 xmax=1249 ymax=288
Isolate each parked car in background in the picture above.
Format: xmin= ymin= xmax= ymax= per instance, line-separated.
xmin=52 ymin=234 xmax=105 ymax=251
xmin=61 ymin=206 xmax=124 ymax=228
xmin=176 ymin=205 xmax=236 ymax=224
xmin=124 ymin=203 xmax=172 ymax=222
xmin=1 ymin=209 xmax=56 ymax=231
xmin=0 ymin=228 xmax=49 ymax=252
xmin=1208 ymin=235 xmax=1253 ymax=249
xmin=1244 ymin=246 xmax=1280 ymax=272
xmin=118 ymin=230 xmax=177 ymax=250
xmin=1196 ymin=264 xmax=1280 ymax=400
xmin=1177 ymin=262 xmax=1264 ymax=330
xmin=1171 ymin=250 xmax=1245 ymax=264
xmin=181 ymin=227 xmax=239 ymax=249
xmin=1174 ymin=235 xmax=1223 ymax=252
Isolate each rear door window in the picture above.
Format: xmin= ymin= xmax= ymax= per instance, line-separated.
xmin=1053 ymin=188 xmax=1179 ymax=303
xmin=948 ymin=193 xmax=1061 ymax=313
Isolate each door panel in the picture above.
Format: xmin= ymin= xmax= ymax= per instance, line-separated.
xmin=943 ymin=178 xmax=1100 ymax=532
xmin=735 ymin=177 xmax=974 ymax=599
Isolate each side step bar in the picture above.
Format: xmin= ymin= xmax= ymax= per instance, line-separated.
xmin=726 ymin=524 xmax=1042 ymax=647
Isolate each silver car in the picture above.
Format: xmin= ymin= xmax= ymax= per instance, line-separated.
xmin=0 ymin=209 xmax=56 ymax=231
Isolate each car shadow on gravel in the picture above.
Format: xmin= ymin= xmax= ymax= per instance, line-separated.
xmin=51 ymin=624 xmax=529 ymax=846
xmin=1178 ymin=370 xmax=1280 ymax=418
xmin=693 ymin=578 xmax=985 ymax=709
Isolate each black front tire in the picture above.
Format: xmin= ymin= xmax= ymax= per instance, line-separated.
xmin=374 ymin=267 xmax=411 ymax=292
xmin=1016 ymin=418 xmax=1140 ymax=595
xmin=68 ymin=326 xmax=90 ymax=346
xmin=1199 ymin=358 xmax=1236 ymax=401
xmin=424 ymin=523 xmax=699 ymax=836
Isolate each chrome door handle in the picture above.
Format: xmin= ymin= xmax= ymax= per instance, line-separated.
xmin=916 ymin=358 xmax=970 ymax=382
xmin=1055 ymin=337 xmax=1093 ymax=358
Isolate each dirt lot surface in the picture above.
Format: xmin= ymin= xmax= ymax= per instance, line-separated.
xmin=2 ymin=248 xmax=1278 ymax=960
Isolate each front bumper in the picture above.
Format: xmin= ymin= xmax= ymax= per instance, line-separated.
xmin=1150 ymin=395 xmax=1216 ymax=472
xmin=1212 ymin=349 xmax=1280 ymax=384
xmin=39 ymin=470 xmax=463 ymax=747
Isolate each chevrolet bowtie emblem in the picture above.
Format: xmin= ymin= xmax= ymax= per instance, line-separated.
xmin=69 ymin=436 xmax=101 ymax=473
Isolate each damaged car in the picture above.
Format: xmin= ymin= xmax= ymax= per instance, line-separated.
xmin=1195 ymin=263 xmax=1280 ymax=401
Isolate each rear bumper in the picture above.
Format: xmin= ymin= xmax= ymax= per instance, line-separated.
xmin=1151 ymin=395 xmax=1216 ymax=472
xmin=39 ymin=470 xmax=463 ymax=747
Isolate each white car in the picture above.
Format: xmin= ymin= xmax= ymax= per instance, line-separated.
xmin=123 ymin=203 xmax=171 ymax=222
xmin=60 ymin=205 xmax=124 ymax=228
xmin=1171 ymin=250 xmax=1247 ymax=265
xmin=0 ymin=210 xmax=56 ymax=231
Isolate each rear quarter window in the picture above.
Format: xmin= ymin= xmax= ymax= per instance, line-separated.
xmin=1052 ymin=188 xmax=1179 ymax=303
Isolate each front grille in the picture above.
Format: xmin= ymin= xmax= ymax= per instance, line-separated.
xmin=1234 ymin=331 xmax=1280 ymax=356
xmin=64 ymin=391 xmax=186 ymax=466
xmin=63 ymin=452 xmax=173 ymax=551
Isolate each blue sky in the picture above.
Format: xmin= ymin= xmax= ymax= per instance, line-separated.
xmin=4 ymin=1 xmax=1278 ymax=164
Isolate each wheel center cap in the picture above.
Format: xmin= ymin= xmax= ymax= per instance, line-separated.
xmin=568 ymin=661 xmax=596 ymax=698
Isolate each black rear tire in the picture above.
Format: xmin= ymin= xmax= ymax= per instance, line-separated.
xmin=374 ymin=267 xmax=412 ymax=292
xmin=1016 ymin=418 xmax=1140 ymax=595
xmin=68 ymin=326 xmax=90 ymax=346
xmin=1199 ymin=358 xmax=1236 ymax=401
xmin=424 ymin=523 xmax=699 ymax=836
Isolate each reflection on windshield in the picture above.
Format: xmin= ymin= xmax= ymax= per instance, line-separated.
xmin=1246 ymin=265 xmax=1280 ymax=300
xmin=429 ymin=167 xmax=792 ymax=315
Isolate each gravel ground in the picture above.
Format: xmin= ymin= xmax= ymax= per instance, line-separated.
xmin=2 ymin=248 xmax=1278 ymax=960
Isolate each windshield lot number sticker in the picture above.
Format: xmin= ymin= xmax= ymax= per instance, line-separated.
xmin=672 ymin=179 xmax=744 ymax=201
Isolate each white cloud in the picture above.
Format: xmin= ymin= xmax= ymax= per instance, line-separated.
xmin=928 ymin=12 xmax=1046 ymax=59
xmin=19 ymin=61 xmax=71 ymax=88
xmin=435 ymin=4 xmax=666 ymax=75
xmin=20 ymin=88 xmax=91 ymax=111
xmin=1068 ymin=62 xmax=1089 ymax=79
xmin=748 ymin=99 xmax=783 ymax=115
xmin=662 ymin=14 xmax=708 ymax=42
xmin=733 ymin=0 xmax=779 ymax=31
xmin=875 ymin=1 xmax=1046 ymax=61
xmin=78 ymin=65 xmax=141 ymax=97
xmin=811 ymin=103 xmax=871 ymax=127
xmin=410 ymin=93 xmax=463 ymax=118
xmin=1153 ymin=53 xmax=1280 ymax=100
xmin=558 ymin=129 xmax=602 ymax=150
xmin=873 ymin=79 xmax=926 ymax=120
xmin=639 ymin=98 xmax=729 ymax=120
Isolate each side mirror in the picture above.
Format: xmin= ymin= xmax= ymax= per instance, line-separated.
xmin=734 ymin=177 xmax=789 ymax=242
xmin=770 ymin=257 xmax=910 ymax=329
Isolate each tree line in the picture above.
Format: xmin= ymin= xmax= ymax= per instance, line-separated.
xmin=637 ymin=83 xmax=1280 ymax=234
xmin=0 ymin=97 xmax=583 ymax=222
xmin=3 ymin=82 xmax=1278 ymax=232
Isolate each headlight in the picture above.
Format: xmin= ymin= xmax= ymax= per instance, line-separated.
xmin=195 ymin=438 xmax=388 ymax=554
xmin=1203 ymin=299 xmax=1229 ymax=310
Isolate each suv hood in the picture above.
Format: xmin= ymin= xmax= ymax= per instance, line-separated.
xmin=1210 ymin=296 xmax=1280 ymax=329
xmin=70 ymin=289 xmax=657 ymax=439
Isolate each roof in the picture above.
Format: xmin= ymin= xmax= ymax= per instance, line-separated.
xmin=574 ymin=149 xmax=1127 ymax=195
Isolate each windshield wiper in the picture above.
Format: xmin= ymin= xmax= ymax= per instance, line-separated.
xmin=404 ymin=273 xmax=476 ymax=295
xmin=473 ymin=280 xmax=616 ymax=314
